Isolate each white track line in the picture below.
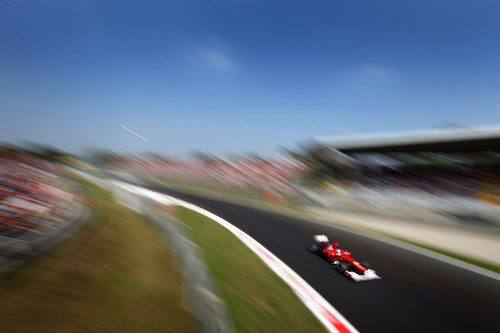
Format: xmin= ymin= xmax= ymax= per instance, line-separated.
xmin=111 ymin=180 xmax=358 ymax=333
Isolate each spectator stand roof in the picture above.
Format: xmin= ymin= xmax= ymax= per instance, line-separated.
xmin=315 ymin=125 xmax=500 ymax=154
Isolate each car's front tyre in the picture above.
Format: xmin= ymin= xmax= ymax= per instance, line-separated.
xmin=308 ymin=244 xmax=318 ymax=253
xmin=359 ymin=260 xmax=372 ymax=269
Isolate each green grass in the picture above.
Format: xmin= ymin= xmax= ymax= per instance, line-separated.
xmin=0 ymin=179 xmax=195 ymax=333
xmin=142 ymin=176 xmax=306 ymax=215
xmin=177 ymin=207 xmax=326 ymax=333
xmin=144 ymin=176 xmax=270 ymax=203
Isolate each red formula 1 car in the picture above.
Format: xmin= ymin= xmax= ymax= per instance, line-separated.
xmin=308 ymin=235 xmax=380 ymax=282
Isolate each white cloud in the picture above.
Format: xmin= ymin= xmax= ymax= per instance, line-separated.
xmin=200 ymin=49 xmax=237 ymax=71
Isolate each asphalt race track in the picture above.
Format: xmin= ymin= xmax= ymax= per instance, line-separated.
xmin=150 ymin=186 xmax=500 ymax=332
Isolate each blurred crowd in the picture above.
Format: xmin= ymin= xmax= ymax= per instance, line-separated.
xmin=354 ymin=166 xmax=498 ymax=200
xmin=108 ymin=151 xmax=499 ymax=207
xmin=0 ymin=150 xmax=77 ymax=244
xmin=112 ymin=155 xmax=308 ymax=195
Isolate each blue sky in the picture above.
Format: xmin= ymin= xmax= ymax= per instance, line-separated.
xmin=1 ymin=0 xmax=499 ymax=156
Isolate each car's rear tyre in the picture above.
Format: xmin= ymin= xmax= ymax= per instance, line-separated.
xmin=308 ymin=244 xmax=317 ymax=253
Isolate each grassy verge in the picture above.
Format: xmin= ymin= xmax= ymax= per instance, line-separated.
xmin=177 ymin=207 xmax=326 ymax=333
xmin=0 ymin=180 xmax=195 ymax=332
xmin=143 ymin=176 xmax=305 ymax=215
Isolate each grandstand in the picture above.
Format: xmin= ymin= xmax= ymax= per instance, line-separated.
xmin=303 ymin=126 xmax=500 ymax=225
xmin=315 ymin=125 xmax=500 ymax=154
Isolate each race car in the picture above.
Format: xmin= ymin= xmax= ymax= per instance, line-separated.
xmin=308 ymin=235 xmax=380 ymax=282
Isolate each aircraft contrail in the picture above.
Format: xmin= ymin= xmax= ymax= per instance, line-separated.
xmin=120 ymin=125 xmax=150 ymax=142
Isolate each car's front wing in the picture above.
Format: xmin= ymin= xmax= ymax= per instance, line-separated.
xmin=344 ymin=269 xmax=381 ymax=282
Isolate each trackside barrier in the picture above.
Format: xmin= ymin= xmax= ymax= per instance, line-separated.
xmin=147 ymin=210 xmax=234 ymax=333
xmin=71 ymin=169 xmax=233 ymax=333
